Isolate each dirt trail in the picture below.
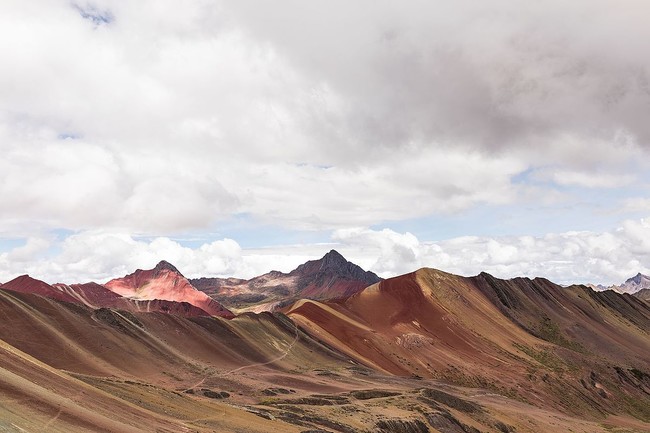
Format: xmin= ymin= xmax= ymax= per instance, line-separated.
xmin=184 ymin=319 xmax=300 ymax=392
xmin=225 ymin=320 xmax=300 ymax=374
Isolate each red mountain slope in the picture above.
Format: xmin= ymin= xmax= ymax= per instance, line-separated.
xmin=105 ymin=260 xmax=233 ymax=318
xmin=1 ymin=275 xmax=79 ymax=304
xmin=288 ymin=268 xmax=650 ymax=419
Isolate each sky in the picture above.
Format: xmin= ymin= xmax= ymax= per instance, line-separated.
xmin=1 ymin=0 xmax=650 ymax=286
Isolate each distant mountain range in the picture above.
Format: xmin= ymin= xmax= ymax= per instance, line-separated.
xmin=1 ymin=274 xmax=218 ymax=317
xmin=588 ymin=272 xmax=650 ymax=299
xmin=1 ymin=253 xmax=647 ymax=319
xmin=0 ymin=250 xmax=380 ymax=317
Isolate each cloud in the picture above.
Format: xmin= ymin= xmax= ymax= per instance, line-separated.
xmin=0 ymin=0 xmax=649 ymax=240
xmin=0 ymin=231 xmax=247 ymax=283
xmin=222 ymin=148 xmax=527 ymax=229
xmin=228 ymin=0 xmax=650 ymax=152
xmin=6 ymin=237 xmax=51 ymax=263
xmin=3 ymin=217 xmax=650 ymax=286
xmin=619 ymin=197 xmax=650 ymax=214
xmin=332 ymin=220 xmax=650 ymax=285
xmin=538 ymin=169 xmax=635 ymax=189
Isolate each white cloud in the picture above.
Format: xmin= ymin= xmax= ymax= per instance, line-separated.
xmin=1 ymin=0 xmax=650 ymax=284
xmin=6 ymin=237 xmax=51 ymax=263
xmin=538 ymin=169 xmax=635 ymax=189
xmin=0 ymin=231 xmax=245 ymax=283
xmin=1 ymin=0 xmax=649 ymax=237
xmin=2 ymin=218 xmax=650 ymax=286
xmin=222 ymin=148 xmax=527 ymax=229
xmin=332 ymin=220 xmax=650 ymax=285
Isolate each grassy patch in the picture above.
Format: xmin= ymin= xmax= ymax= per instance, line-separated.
xmin=535 ymin=316 xmax=587 ymax=353
xmin=514 ymin=343 xmax=566 ymax=372
xmin=622 ymin=394 xmax=650 ymax=423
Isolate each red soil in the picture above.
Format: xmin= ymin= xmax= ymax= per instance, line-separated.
xmin=105 ymin=261 xmax=233 ymax=318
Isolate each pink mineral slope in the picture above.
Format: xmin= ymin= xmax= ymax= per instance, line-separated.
xmin=104 ymin=260 xmax=234 ymax=318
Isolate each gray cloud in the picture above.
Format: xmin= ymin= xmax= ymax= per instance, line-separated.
xmin=0 ymin=0 xmax=648 ymax=239
xmin=228 ymin=0 xmax=650 ymax=156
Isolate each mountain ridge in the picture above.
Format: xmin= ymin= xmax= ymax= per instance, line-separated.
xmin=1 ymin=262 xmax=649 ymax=432
xmin=288 ymin=266 xmax=650 ymax=420
xmin=191 ymin=249 xmax=381 ymax=312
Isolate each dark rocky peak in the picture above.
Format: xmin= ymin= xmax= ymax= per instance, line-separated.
xmin=290 ymin=250 xmax=381 ymax=285
xmin=321 ymin=249 xmax=347 ymax=267
xmin=153 ymin=260 xmax=181 ymax=275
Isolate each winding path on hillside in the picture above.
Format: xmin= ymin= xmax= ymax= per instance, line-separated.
xmin=184 ymin=319 xmax=300 ymax=392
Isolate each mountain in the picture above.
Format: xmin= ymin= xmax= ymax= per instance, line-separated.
xmin=288 ymin=268 xmax=650 ymax=420
xmin=592 ymin=273 xmax=650 ymax=294
xmin=191 ymin=250 xmax=381 ymax=312
xmin=1 ymin=264 xmax=650 ymax=432
xmin=52 ymin=282 xmax=131 ymax=308
xmin=2 ymin=275 xmax=82 ymax=304
xmin=288 ymin=249 xmax=381 ymax=298
xmin=1 ymin=275 xmax=213 ymax=317
xmin=0 ymin=286 xmax=354 ymax=433
xmin=613 ymin=273 xmax=650 ymax=294
xmin=105 ymin=260 xmax=234 ymax=318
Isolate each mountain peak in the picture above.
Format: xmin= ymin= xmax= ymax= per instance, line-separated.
xmin=105 ymin=261 xmax=233 ymax=318
xmin=626 ymin=272 xmax=648 ymax=284
xmin=289 ymin=249 xmax=381 ymax=287
xmin=153 ymin=260 xmax=180 ymax=274
xmin=608 ymin=272 xmax=650 ymax=294
xmin=1 ymin=274 xmax=79 ymax=303
xmin=321 ymin=249 xmax=347 ymax=266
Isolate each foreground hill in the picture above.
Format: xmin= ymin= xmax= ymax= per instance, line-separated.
xmin=0 ymin=287 xmax=354 ymax=432
xmin=288 ymin=268 xmax=650 ymax=422
xmin=105 ymin=260 xmax=234 ymax=317
xmin=634 ymin=288 xmax=650 ymax=302
xmin=192 ymin=249 xmax=381 ymax=312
